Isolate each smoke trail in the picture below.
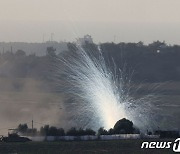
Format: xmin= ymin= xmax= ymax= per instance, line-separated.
xmin=53 ymin=44 xmax=159 ymax=131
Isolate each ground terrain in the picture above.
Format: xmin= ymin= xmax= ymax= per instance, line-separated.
xmin=0 ymin=139 xmax=176 ymax=154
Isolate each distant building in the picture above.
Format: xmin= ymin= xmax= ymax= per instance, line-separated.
xmin=76 ymin=35 xmax=93 ymax=46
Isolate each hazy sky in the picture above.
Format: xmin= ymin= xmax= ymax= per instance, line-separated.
xmin=0 ymin=0 xmax=180 ymax=44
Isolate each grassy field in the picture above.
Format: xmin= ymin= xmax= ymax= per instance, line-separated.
xmin=0 ymin=139 xmax=175 ymax=154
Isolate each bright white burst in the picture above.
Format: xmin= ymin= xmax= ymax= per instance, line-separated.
xmin=53 ymin=45 xmax=159 ymax=131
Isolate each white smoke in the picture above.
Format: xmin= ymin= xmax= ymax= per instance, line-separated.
xmin=55 ymin=45 xmax=159 ymax=131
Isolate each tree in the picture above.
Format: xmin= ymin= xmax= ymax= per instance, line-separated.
xmin=108 ymin=128 xmax=114 ymax=135
xmin=97 ymin=127 xmax=108 ymax=135
xmin=46 ymin=47 xmax=56 ymax=56
xmin=17 ymin=124 xmax=28 ymax=134
xmin=66 ymin=127 xmax=78 ymax=136
xmin=113 ymin=118 xmax=135 ymax=134
xmin=15 ymin=50 xmax=26 ymax=57
xmin=40 ymin=125 xmax=65 ymax=136
xmin=57 ymin=128 xmax=65 ymax=136
xmin=48 ymin=126 xmax=58 ymax=136
xmin=84 ymin=128 xmax=96 ymax=135
xmin=40 ymin=125 xmax=49 ymax=136
xmin=66 ymin=128 xmax=95 ymax=136
xmin=149 ymin=40 xmax=167 ymax=49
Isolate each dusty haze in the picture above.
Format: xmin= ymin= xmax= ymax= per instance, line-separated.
xmin=0 ymin=0 xmax=180 ymax=44
xmin=0 ymin=78 xmax=69 ymax=135
xmin=0 ymin=0 xmax=180 ymax=135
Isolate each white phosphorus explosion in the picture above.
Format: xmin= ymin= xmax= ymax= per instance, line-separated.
xmin=54 ymin=44 xmax=159 ymax=131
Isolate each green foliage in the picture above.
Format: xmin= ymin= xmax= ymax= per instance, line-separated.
xmin=15 ymin=50 xmax=26 ymax=57
xmin=16 ymin=118 xmax=138 ymax=137
xmin=98 ymin=118 xmax=139 ymax=135
xmin=1 ymin=42 xmax=180 ymax=82
xmin=40 ymin=125 xmax=65 ymax=136
xmin=113 ymin=118 xmax=135 ymax=134
xmin=17 ymin=123 xmax=37 ymax=136
xmin=46 ymin=47 xmax=56 ymax=56
xmin=18 ymin=124 xmax=28 ymax=133
xmin=66 ymin=127 xmax=78 ymax=136
xmin=98 ymin=127 xmax=109 ymax=135
xmin=66 ymin=127 xmax=96 ymax=136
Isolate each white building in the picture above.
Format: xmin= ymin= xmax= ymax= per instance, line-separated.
xmin=76 ymin=35 xmax=93 ymax=46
